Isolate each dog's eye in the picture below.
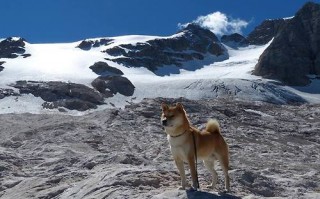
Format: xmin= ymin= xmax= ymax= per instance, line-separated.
xmin=164 ymin=114 xmax=174 ymax=118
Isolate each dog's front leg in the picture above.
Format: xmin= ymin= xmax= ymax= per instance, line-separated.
xmin=174 ymin=157 xmax=187 ymax=190
xmin=188 ymin=155 xmax=198 ymax=190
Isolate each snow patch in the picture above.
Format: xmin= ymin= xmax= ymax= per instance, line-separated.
xmin=283 ymin=16 xmax=294 ymax=20
xmin=0 ymin=35 xmax=319 ymax=115
xmin=0 ymin=94 xmax=45 ymax=114
xmin=244 ymin=109 xmax=274 ymax=118
xmin=0 ymin=42 xmax=101 ymax=86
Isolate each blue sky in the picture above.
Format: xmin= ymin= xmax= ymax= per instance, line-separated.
xmin=0 ymin=0 xmax=319 ymax=43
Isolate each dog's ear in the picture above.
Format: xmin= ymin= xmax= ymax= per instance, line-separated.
xmin=161 ymin=102 xmax=169 ymax=111
xmin=176 ymin=102 xmax=184 ymax=110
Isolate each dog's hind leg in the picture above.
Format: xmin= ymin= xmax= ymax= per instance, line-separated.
xmin=216 ymin=154 xmax=230 ymax=192
xmin=174 ymin=157 xmax=187 ymax=190
xmin=203 ymin=159 xmax=218 ymax=189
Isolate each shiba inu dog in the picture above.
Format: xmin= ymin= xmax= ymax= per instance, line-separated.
xmin=161 ymin=102 xmax=230 ymax=192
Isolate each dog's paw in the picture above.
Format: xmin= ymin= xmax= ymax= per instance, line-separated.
xmin=224 ymin=188 xmax=231 ymax=193
xmin=218 ymin=189 xmax=231 ymax=195
xmin=188 ymin=187 xmax=197 ymax=192
xmin=177 ymin=186 xmax=185 ymax=190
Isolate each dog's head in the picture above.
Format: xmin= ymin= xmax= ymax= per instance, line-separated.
xmin=160 ymin=102 xmax=188 ymax=130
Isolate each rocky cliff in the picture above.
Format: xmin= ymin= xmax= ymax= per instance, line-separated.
xmin=247 ymin=19 xmax=285 ymax=45
xmin=102 ymin=24 xmax=228 ymax=74
xmin=8 ymin=76 xmax=135 ymax=112
xmin=0 ymin=37 xmax=30 ymax=59
xmin=253 ymin=2 xmax=320 ymax=86
xmin=77 ymin=38 xmax=113 ymax=50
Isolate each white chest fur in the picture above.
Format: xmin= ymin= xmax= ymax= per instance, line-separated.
xmin=167 ymin=134 xmax=191 ymax=162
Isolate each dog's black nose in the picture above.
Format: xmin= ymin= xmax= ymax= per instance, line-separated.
xmin=162 ymin=119 xmax=167 ymax=126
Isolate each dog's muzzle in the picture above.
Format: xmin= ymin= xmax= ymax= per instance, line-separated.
xmin=161 ymin=119 xmax=167 ymax=126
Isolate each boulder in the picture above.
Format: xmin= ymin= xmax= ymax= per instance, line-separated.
xmin=91 ymin=76 xmax=135 ymax=97
xmin=42 ymin=99 xmax=98 ymax=111
xmin=89 ymin=61 xmax=124 ymax=76
xmin=253 ymin=2 xmax=320 ymax=86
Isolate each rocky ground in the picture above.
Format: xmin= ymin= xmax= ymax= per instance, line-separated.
xmin=0 ymin=98 xmax=319 ymax=199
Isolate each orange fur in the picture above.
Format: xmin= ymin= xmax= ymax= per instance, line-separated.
xmin=161 ymin=102 xmax=230 ymax=191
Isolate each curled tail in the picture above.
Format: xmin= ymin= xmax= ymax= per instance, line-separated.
xmin=206 ymin=119 xmax=220 ymax=134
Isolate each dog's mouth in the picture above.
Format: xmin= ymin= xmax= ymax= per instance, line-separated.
xmin=163 ymin=124 xmax=174 ymax=128
xmin=161 ymin=122 xmax=173 ymax=128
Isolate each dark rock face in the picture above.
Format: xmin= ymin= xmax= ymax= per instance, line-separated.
xmin=0 ymin=88 xmax=18 ymax=99
xmin=0 ymin=61 xmax=4 ymax=72
xmin=0 ymin=37 xmax=27 ymax=59
xmin=91 ymin=76 xmax=135 ymax=97
xmin=89 ymin=61 xmax=124 ymax=76
xmin=22 ymin=54 xmax=31 ymax=58
xmin=247 ymin=19 xmax=285 ymax=45
xmin=88 ymin=61 xmax=135 ymax=98
xmin=253 ymin=2 xmax=320 ymax=86
xmin=77 ymin=38 xmax=113 ymax=50
xmin=221 ymin=33 xmax=248 ymax=48
xmin=11 ymin=81 xmax=104 ymax=111
xmin=104 ymin=24 xmax=227 ymax=73
xmin=6 ymin=77 xmax=135 ymax=111
xmin=42 ymin=99 xmax=98 ymax=112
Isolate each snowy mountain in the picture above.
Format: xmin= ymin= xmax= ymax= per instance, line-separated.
xmin=0 ymin=2 xmax=320 ymax=199
xmin=0 ymin=4 xmax=320 ymax=114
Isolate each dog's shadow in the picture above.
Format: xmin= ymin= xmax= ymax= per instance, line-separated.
xmin=186 ymin=190 xmax=241 ymax=199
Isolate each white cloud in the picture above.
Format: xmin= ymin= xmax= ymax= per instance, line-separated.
xmin=179 ymin=12 xmax=249 ymax=36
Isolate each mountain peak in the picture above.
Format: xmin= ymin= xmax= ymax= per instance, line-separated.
xmin=221 ymin=33 xmax=248 ymax=48
xmin=247 ymin=19 xmax=285 ymax=45
xmin=178 ymin=23 xmax=219 ymax=42
xmin=295 ymin=1 xmax=320 ymax=20
xmin=180 ymin=23 xmax=205 ymax=32
xmin=298 ymin=1 xmax=320 ymax=11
